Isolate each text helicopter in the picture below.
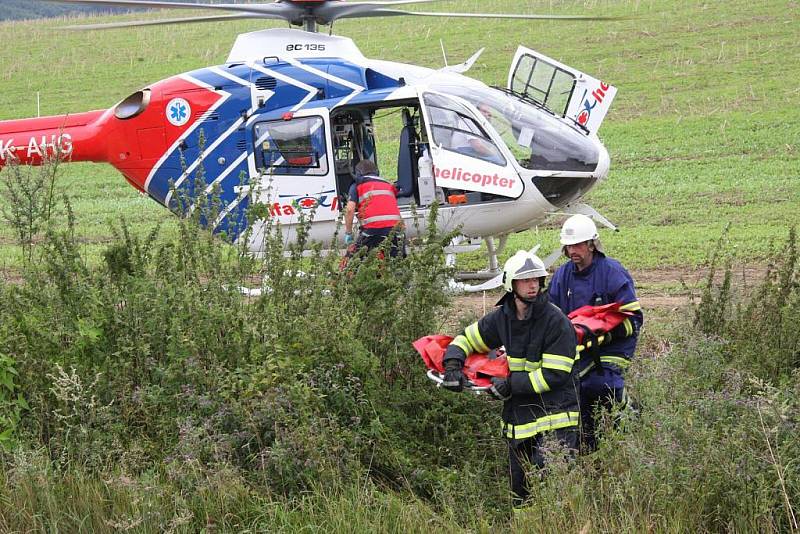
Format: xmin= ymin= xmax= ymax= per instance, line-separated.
xmin=0 ymin=0 xmax=621 ymax=288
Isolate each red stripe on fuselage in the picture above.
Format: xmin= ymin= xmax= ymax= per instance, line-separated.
xmin=115 ymin=75 xmax=226 ymax=193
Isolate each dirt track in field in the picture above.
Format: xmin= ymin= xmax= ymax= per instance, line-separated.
xmin=452 ymin=264 xmax=769 ymax=319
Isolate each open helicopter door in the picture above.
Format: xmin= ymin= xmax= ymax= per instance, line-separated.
xmin=508 ymin=46 xmax=616 ymax=135
xmin=418 ymin=90 xmax=524 ymax=201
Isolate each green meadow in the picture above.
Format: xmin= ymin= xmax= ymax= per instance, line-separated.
xmin=1 ymin=0 xmax=798 ymax=272
xmin=1 ymin=1 xmax=799 ymax=532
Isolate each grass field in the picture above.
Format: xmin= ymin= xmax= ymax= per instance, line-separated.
xmin=1 ymin=0 xmax=797 ymax=275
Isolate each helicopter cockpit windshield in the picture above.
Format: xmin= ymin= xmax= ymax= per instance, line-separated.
xmin=429 ymin=84 xmax=599 ymax=173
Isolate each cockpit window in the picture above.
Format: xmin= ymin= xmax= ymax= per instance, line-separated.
xmin=423 ymin=93 xmax=506 ymax=166
xmin=254 ymin=116 xmax=328 ymax=176
xmin=429 ymin=83 xmax=598 ymax=173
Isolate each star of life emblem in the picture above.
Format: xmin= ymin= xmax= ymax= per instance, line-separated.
xmin=166 ymin=98 xmax=191 ymax=126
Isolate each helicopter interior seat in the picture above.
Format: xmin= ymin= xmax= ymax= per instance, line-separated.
xmin=395 ymin=108 xmax=417 ymax=204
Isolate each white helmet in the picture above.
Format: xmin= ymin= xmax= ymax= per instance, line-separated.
xmin=560 ymin=214 xmax=604 ymax=253
xmin=502 ymin=250 xmax=547 ymax=292
xmin=560 ymin=214 xmax=598 ymax=245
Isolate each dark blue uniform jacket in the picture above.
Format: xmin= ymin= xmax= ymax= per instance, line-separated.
xmin=548 ymin=252 xmax=643 ymax=378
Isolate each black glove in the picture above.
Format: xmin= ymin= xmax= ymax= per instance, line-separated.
xmin=442 ymin=358 xmax=465 ymax=392
xmin=577 ymin=324 xmax=601 ymax=350
xmin=489 ymin=376 xmax=512 ymax=401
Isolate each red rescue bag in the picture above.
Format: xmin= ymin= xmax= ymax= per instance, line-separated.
xmin=412 ymin=335 xmax=508 ymax=389
xmin=568 ymin=302 xmax=635 ymax=345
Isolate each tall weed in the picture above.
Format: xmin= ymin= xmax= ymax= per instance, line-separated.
xmin=0 ymin=157 xmax=62 ymax=264
xmin=696 ymin=227 xmax=800 ymax=382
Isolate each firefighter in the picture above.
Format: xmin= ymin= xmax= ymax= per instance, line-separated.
xmin=548 ymin=214 xmax=643 ymax=452
xmin=441 ymin=250 xmax=579 ymax=507
xmin=344 ymin=159 xmax=404 ymax=259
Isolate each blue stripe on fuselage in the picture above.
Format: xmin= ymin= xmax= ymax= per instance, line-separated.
xmin=148 ymin=65 xmax=253 ymax=207
xmin=148 ymin=59 xmax=399 ymax=241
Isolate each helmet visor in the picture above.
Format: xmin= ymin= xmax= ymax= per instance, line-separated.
xmin=512 ymin=270 xmax=541 ymax=281
xmin=510 ymin=256 xmax=547 ymax=280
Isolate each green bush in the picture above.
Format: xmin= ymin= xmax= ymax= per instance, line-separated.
xmin=0 ymin=184 xmax=512 ymax=515
xmin=0 ymin=352 xmax=28 ymax=450
xmin=696 ymin=227 xmax=800 ymax=382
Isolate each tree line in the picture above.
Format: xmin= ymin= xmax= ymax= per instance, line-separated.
xmin=2 ymin=0 xmax=249 ymax=21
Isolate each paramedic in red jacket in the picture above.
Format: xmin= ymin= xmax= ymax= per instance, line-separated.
xmin=344 ymin=160 xmax=404 ymax=258
xmin=548 ymin=214 xmax=643 ymax=452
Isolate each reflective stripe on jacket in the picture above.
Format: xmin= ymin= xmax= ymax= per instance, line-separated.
xmin=445 ymin=292 xmax=579 ymax=441
xmin=356 ymin=177 xmax=401 ymax=229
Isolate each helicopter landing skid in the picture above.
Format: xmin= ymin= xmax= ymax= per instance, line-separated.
xmin=445 ymin=234 xmax=508 ymax=292
xmin=446 ymin=235 xmax=508 ymax=282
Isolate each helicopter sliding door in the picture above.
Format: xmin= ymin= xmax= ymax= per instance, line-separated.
xmin=418 ymin=90 xmax=523 ymax=202
xmin=249 ymin=107 xmax=340 ymax=224
xmin=508 ymin=46 xmax=616 ymax=135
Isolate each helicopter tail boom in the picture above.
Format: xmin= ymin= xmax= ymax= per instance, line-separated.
xmin=0 ymin=110 xmax=110 ymax=168
xmin=0 ymin=72 xmax=227 ymax=197
xmin=0 ymin=106 xmax=170 ymax=194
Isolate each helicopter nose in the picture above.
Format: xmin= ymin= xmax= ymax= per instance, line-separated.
xmin=532 ymin=175 xmax=600 ymax=208
xmin=532 ymin=144 xmax=609 ymax=208
xmin=594 ymin=145 xmax=610 ymax=180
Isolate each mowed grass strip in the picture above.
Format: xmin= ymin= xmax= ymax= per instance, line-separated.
xmin=0 ymin=0 xmax=797 ymax=271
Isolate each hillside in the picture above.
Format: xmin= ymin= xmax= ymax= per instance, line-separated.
xmin=3 ymin=0 xmax=248 ymax=21
xmin=2 ymin=1 xmax=123 ymax=21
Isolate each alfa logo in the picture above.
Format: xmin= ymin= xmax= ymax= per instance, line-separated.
xmin=577 ymin=99 xmax=596 ymax=126
xmin=274 ymin=189 xmax=338 ymax=216
xmin=576 ymin=82 xmax=609 ymax=127
xmin=166 ymin=98 xmax=191 ymax=127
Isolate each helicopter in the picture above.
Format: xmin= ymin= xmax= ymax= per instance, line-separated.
xmin=0 ymin=0 xmax=620 ymax=287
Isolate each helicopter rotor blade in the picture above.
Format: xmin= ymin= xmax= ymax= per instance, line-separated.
xmin=340 ymin=0 xmax=444 ymax=5
xmin=301 ymin=0 xmax=441 ymax=23
xmin=60 ymin=13 xmax=265 ymax=31
xmin=338 ymin=9 xmax=625 ymax=21
xmin=41 ymin=0 xmax=626 ymax=29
